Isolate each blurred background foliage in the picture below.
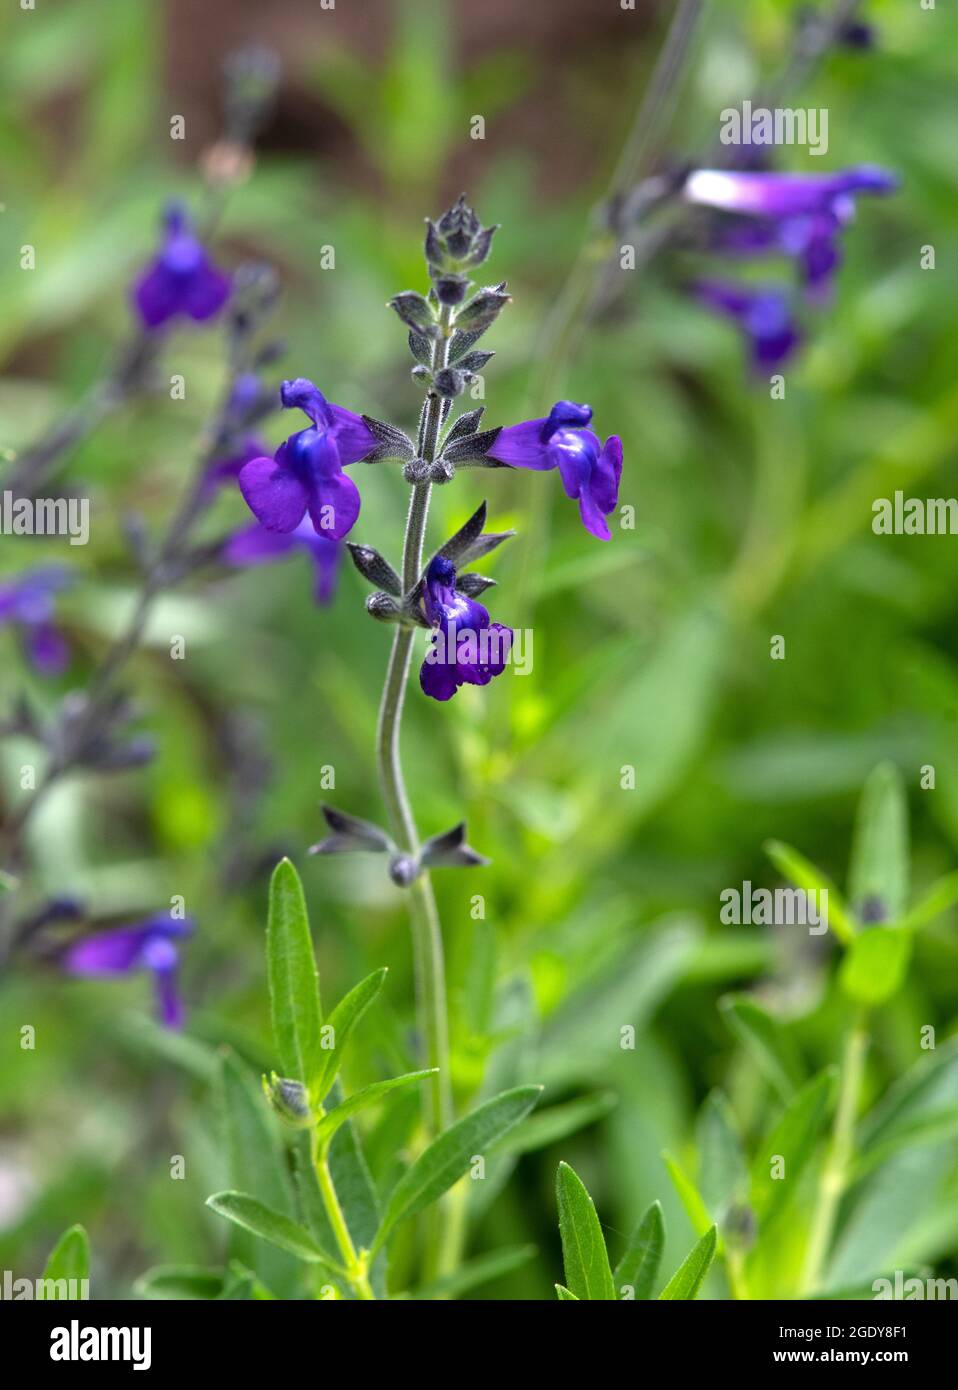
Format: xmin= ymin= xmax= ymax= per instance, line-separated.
xmin=1 ymin=0 xmax=957 ymax=1299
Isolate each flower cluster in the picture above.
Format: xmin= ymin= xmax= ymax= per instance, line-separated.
xmin=682 ymin=164 xmax=898 ymax=370
xmin=132 ymin=203 xmax=231 ymax=330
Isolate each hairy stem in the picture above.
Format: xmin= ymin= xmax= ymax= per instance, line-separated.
xmin=801 ymin=1010 xmax=869 ymax=1294
xmin=311 ymin=1132 xmax=375 ymax=1300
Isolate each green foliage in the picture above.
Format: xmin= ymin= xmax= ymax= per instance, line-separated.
xmin=556 ymin=1161 xmax=615 ymax=1300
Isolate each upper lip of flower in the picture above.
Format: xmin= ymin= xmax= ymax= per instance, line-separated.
xmin=683 ymin=165 xmax=899 ymax=220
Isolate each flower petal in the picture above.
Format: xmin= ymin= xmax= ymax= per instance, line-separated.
xmin=307 ymin=470 xmax=361 ymax=541
xmin=132 ymin=263 xmax=178 ymax=328
xmin=238 ymin=456 xmax=309 ymax=533
xmin=183 ymin=260 xmax=231 ymax=321
xmin=25 ymin=622 xmax=69 ymax=675
xmin=327 ymin=404 xmax=377 ymax=466
xmin=62 ymin=924 xmax=155 ymax=976
xmin=420 ymin=649 xmax=461 ymax=701
xmin=487 ymin=419 xmax=555 ymax=470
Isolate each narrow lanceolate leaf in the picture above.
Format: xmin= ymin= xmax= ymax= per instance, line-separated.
xmin=500 ymin=1092 xmax=618 ymax=1157
xmin=556 ymin=1162 xmax=615 ymax=1301
xmin=401 ymin=1245 xmax=536 ymax=1301
xmin=345 ymin=543 xmax=402 ymax=597
xmin=371 ymin=1085 xmax=542 ymax=1255
xmin=314 ymin=1071 xmax=436 ymax=1153
xmin=763 ymin=839 xmax=854 ymax=945
xmin=266 ymin=858 xmax=323 ymax=1088
xmin=311 ymin=968 xmax=388 ymax=1104
xmin=613 ymin=1201 xmax=664 ymax=1301
xmin=206 ymin=1192 xmax=340 ymax=1270
xmin=696 ymin=1091 xmax=747 ymax=1222
xmin=42 ymin=1225 xmax=90 ymax=1291
xmin=900 ymin=871 xmax=958 ymax=930
xmin=555 ymin=1284 xmax=580 ymax=1300
xmin=720 ymin=995 xmax=805 ymax=1102
xmin=662 ymin=1152 xmax=713 ymax=1240
xmin=840 ymin=926 xmax=912 ymax=1005
xmin=658 ymin=1226 xmax=717 ymax=1300
xmin=750 ymin=1068 xmax=836 ymax=1228
xmin=848 ymin=762 xmax=909 ymax=923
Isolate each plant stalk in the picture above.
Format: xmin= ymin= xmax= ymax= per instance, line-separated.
xmin=801 ymin=1009 xmax=869 ymax=1294
xmin=311 ymin=1132 xmax=375 ymax=1300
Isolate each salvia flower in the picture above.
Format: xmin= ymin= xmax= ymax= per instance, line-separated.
xmin=488 ymin=401 xmax=623 ymax=541
xmin=132 ymin=203 xmax=231 ymax=329
xmin=0 ymin=567 xmax=72 ymax=675
xmin=61 ymin=914 xmax=195 ymax=1028
xmin=691 ymin=280 xmax=801 ymax=371
xmin=419 ymin=555 xmax=512 ymax=702
xmin=238 ymin=378 xmax=375 ymax=541
xmin=684 ymin=166 xmax=898 ymax=297
xmin=223 ymin=520 xmax=341 ymax=605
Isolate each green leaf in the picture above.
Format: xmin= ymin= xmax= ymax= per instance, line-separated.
xmin=900 ymin=871 xmax=958 ymax=930
xmin=720 ymin=995 xmax=805 ymax=1102
xmin=658 ymin=1226 xmax=717 ymax=1300
xmin=498 ymin=1092 xmax=617 ymax=1156
xmin=134 ymin=1265 xmax=225 ymax=1300
xmin=314 ymin=1070 xmax=436 ymax=1153
xmin=311 ymin=967 xmax=388 ymax=1104
xmin=764 ymin=839 xmax=854 ymax=945
xmin=266 ymin=858 xmax=323 ymax=1088
xmin=556 ymin=1161 xmax=615 ymax=1300
xmin=218 ymin=1049 xmax=301 ymax=1295
xmin=848 ymin=762 xmax=909 ymax=923
xmin=750 ymin=1069 xmax=836 ymax=1228
xmin=555 ymin=1283 xmax=580 ymax=1300
xmin=371 ymin=1085 xmax=542 ymax=1255
xmin=206 ymin=1191 xmax=341 ymax=1270
xmin=401 ymin=1244 xmax=537 ymax=1300
xmin=613 ymin=1200 xmax=664 ymax=1300
xmin=662 ymin=1151 xmax=713 ymax=1239
xmin=41 ymin=1224 xmax=90 ymax=1294
xmin=840 ymin=926 xmax=912 ymax=1005
xmin=852 ymin=1102 xmax=958 ymax=1179
xmin=0 ymin=869 xmax=17 ymax=893
xmin=696 ymin=1090 xmax=747 ymax=1221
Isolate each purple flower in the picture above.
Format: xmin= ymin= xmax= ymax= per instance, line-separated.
xmin=419 ymin=555 xmax=512 ymax=702
xmin=685 ymin=166 xmax=898 ymax=297
xmin=61 ymin=914 xmax=195 ymax=1028
xmin=488 ymin=401 xmax=623 ymax=541
xmin=692 ymin=280 xmax=801 ymax=372
xmin=223 ymin=519 xmax=341 ymax=605
xmin=238 ymin=378 xmax=375 ymax=542
xmin=0 ymin=567 xmax=72 ymax=675
xmin=201 ymin=435 xmax=267 ymax=501
xmin=132 ymin=203 xmax=231 ymax=329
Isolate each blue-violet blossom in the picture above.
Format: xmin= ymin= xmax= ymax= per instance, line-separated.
xmin=420 ymin=555 xmax=512 ymax=702
xmin=132 ymin=203 xmax=231 ymax=329
xmin=488 ymin=401 xmax=623 ymax=541
xmin=238 ymin=378 xmax=375 ymax=541
xmin=692 ymin=281 xmax=801 ymax=371
xmin=62 ymin=914 xmax=195 ymax=1029
xmin=0 ymin=567 xmax=72 ymax=675
xmin=223 ymin=521 xmax=341 ymax=605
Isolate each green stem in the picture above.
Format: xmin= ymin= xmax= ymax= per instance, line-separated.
xmin=311 ymin=1132 xmax=375 ymax=1301
xmin=801 ymin=1010 xmax=869 ymax=1295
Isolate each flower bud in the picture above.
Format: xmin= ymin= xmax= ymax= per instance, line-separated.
xmin=433 ymin=368 xmax=465 ymax=399
xmin=366 ymin=591 xmax=402 ymax=622
xmin=262 ymin=1072 xmax=312 ymax=1127
xmin=435 ymin=274 xmax=469 ymax=306
xmin=389 ymin=854 xmax=420 ymax=887
xmin=403 ymin=457 xmax=430 ymax=484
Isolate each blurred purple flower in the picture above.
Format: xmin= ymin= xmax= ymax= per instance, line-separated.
xmin=238 ymin=378 xmax=375 ymax=542
xmin=0 ymin=567 xmax=72 ymax=675
xmin=419 ymin=555 xmax=512 ymax=702
xmin=223 ymin=519 xmax=341 ymax=605
xmin=692 ymin=281 xmax=801 ymax=371
xmin=132 ymin=203 xmax=231 ymax=329
xmin=488 ymin=401 xmax=623 ymax=541
xmin=201 ymin=435 xmax=267 ymax=501
xmin=61 ymin=914 xmax=195 ymax=1029
xmin=685 ymin=166 xmax=898 ymax=298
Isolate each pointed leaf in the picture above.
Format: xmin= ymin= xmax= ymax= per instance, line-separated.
xmin=840 ymin=926 xmax=913 ymax=1005
xmin=658 ymin=1226 xmax=717 ymax=1300
xmin=663 ymin=1152 xmax=713 ymax=1239
xmin=134 ymin=1265 xmax=224 ymax=1300
xmin=555 ymin=1283 xmax=580 ymax=1300
xmin=848 ymin=762 xmax=909 ymax=923
xmin=42 ymin=1225 xmax=90 ymax=1291
xmin=266 ymin=859 xmax=323 ymax=1088
xmin=315 ymin=1070 xmax=437 ymax=1153
xmin=206 ymin=1192 xmax=340 ymax=1270
xmin=346 ymin=543 xmax=402 ymax=597
xmin=764 ymin=839 xmax=854 ymax=945
xmin=720 ymin=995 xmax=805 ymax=1102
xmin=371 ymin=1085 xmax=542 ymax=1254
xmin=750 ymin=1068 xmax=837 ymax=1227
xmin=556 ymin=1161 xmax=615 ymax=1300
xmin=613 ymin=1201 xmax=664 ymax=1300
xmin=310 ymin=968 xmax=388 ymax=1104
